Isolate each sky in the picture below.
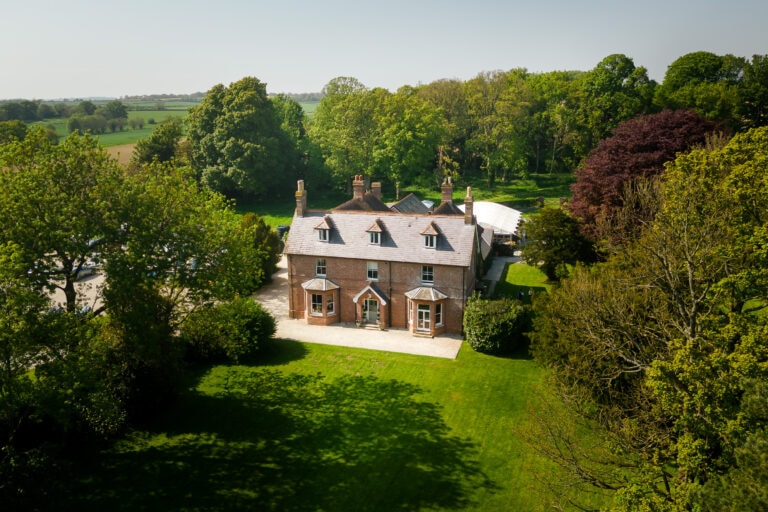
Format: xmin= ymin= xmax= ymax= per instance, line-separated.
xmin=1 ymin=0 xmax=766 ymax=100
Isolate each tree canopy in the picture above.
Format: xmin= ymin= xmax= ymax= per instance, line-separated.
xmin=186 ymin=77 xmax=301 ymax=199
xmin=521 ymin=207 xmax=597 ymax=281
xmin=530 ymin=126 xmax=768 ymax=510
xmin=568 ymin=109 xmax=714 ymax=241
xmin=0 ymin=129 xmax=280 ymax=500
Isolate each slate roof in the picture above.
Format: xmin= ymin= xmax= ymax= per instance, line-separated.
xmin=404 ymin=286 xmax=448 ymax=301
xmin=432 ymin=201 xmax=464 ymax=215
xmin=333 ymin=192 xmax=391 ymax=212
xmin=389 ymin=193 xmax=430 ymax=214
xmin=301 ymin=278 xmax=340 ymax=291
xmin=285 ymin=210 xmax=478 ymax=268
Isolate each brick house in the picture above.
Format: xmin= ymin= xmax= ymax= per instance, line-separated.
xmin=284 ymin=175 xmax=487 ymax=336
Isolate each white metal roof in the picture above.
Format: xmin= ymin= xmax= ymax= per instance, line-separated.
xmin=458 ymin=202 xmax=523 ymax=236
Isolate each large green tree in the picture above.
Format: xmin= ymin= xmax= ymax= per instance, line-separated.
xmin=131 ymin=117 xmax=184 ymax=165
xmin=576 ymin=54 xmax=657 ymax=151
xmin=0 ymin=131 xmax=280 ymax=479
xmin=309 ymin=78 xmax=388 ymax=189
xmin=465 ymin=70 xmax=532 ymax=187
xmin=737 ymin=54 xmax=768 ymax=130
xmin=0 ymin=129 xmax=123 ymax=313
xmin=655 ymin=51 xmax=746 ymax=130
xmin=372 ymin=86 xmax=447 ymax=198
xmin=186 ymin=77 xmax=297 ymax=199
xmin=521 ymin=207 xmax=597 ymax=281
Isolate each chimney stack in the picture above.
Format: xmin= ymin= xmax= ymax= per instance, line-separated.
xmin=352 ymin=174 xmax=365 ymax=200
xmin=441 ymin=176 xmax=454 ymax=205
xmin=464 ymin=186 xmax=475 ymax=225
xmin=295 ymin=180 xmax=307 ymax=217
xmin=371 ymin=181 xmax=382 ymax=200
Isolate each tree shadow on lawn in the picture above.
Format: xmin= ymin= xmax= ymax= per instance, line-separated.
xmin=63 ymin=370 xmax=497 ymax=511
xmin=253 ymin=338 xmax=310 ymax=366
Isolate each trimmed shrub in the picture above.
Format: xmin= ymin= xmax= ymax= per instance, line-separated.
xmin=180 ymin=297 xmax=276 ymax=363
xmin=463 ymin=294 xmax=531 ymax=355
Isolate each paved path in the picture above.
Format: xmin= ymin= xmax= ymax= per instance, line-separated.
xmin=253 ymin=257 xmax=464 ymax=359
xmin=482 ymin=255 xmax=520 ymax=297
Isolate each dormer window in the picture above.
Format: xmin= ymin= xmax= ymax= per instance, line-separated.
xmin=314 ymin=215 xmax=333 ymax=243
xmin=367 ymin=219 xmax=383 ymax=245
xmin=420 ymin=221 xmax=439 ymax=249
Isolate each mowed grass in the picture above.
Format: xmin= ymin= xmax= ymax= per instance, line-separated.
xmin=46 ymin=340 xmax=602 ymax=511
xmin=493 ymin=261 xmax=552 ymax=300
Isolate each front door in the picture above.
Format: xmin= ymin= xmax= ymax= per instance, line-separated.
xmin=363 ymin=298 xmax=379 ymax=324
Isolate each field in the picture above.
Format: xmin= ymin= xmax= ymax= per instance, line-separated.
xmin=34 ymin=99 xmax=318 ymax=148
xmin=37 ymin=108 xmax=190 ymax=146
xmin=41 ymin=338 xmax=605 ymax=511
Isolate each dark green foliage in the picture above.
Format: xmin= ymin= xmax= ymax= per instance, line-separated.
xmin=180 ymin=298 xmax=276 ymax=363
xmin=529 ymin=127 xmax=768 ymax=510
xmin=130 ymin=117 xmax=183 ymax=165
xmin=655 ymin=51 xmax=746 ymax=129
xmin=0 ymin=120 xmax=27 ymax=143
xmin=521 ymin=207 xmax=597 ymax=281
xmin=187 ymin=77 xmax=302 ymax=199
xmin=241 ymin=212 xmax=282 ymax=279
xmin=463 ymin=294 xmax=531 ymax=354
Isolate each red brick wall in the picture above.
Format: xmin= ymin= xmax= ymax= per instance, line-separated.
xmin=287 ymin=254 xmax=474 ymax=334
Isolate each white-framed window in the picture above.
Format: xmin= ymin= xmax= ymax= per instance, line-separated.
xmin=424 ymin=234 xmax=436 ymax=248
xmin=327 ymin=294 xmax=335 ymax=315
xmin=367 ymin=261 xmax=378 ymax=281
xmin=311 ymin=294 xmax=323 ymax=315
xmin=316 ymin=258 xmax=326 ymax=276
xmin=435 ymin=303 xmax=443 ymax=326
xmin=317 ymin=229 xmax=329 ymax=242
xmin=369 ymin=231 xmax=380 ymax=245
xmin=421 ymin=265 xmax=434 ymax=284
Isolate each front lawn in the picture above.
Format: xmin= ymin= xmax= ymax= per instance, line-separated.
xmin=43 ymin=340 xmax=606 ymax=511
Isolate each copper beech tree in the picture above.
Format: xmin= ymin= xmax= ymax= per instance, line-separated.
xmin=568 ymin=109 xmax=714 ymax=242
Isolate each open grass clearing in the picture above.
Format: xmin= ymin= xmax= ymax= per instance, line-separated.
xmin=46 ymin=340 xmax=606 ymax=511
xmin=493 ymin=260 xmax=551 ymax=300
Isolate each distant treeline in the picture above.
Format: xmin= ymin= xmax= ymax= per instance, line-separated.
xmin=120 ymin=92 xmax=207 ymax=102
xmin=274 ymin=92 xmax=323 ymax=103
